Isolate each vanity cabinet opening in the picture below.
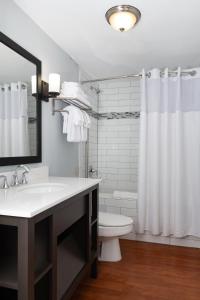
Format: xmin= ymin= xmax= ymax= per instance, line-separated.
xmin=35 ymin=217 xmax=52 ymax=280
xmin=91 ymin=221 xmax=98 ymax=258
xmin=0 ymin=225 xmax=17 ymax=291
xmin=0 ymin=287 xmax=18 ymax=299
xmin=35 ymin=271 xmax=51 ymax=300
xmin=57 ymin=216 xmax=87 ymax=300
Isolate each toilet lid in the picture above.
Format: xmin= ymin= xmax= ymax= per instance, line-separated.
xmin=99 ymin=212 xmax=133 ymax=227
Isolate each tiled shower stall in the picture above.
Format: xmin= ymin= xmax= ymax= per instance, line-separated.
xmin=79 ymin=77 xmax=141 ymax=222
xmin=79 ymin=76 xmax=200 ymax=247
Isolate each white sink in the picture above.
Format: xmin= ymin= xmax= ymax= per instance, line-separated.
xmin=18 ymin=183 xmax=67 ymax=194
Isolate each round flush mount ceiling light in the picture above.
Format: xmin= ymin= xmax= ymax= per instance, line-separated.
xmin=105 ymin=5 xmax=141 ymax=32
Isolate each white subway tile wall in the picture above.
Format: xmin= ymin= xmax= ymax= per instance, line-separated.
xmin=99 ymin=192 xmax=137 ymax=217
xmin=99 ymin=79 xmax=140 ymax=113
xmin=78 ymin=71 xmax=99 ymax=177
xmin=98 ymin=118 xmax=139 ymax=194
xmin=79 ymin=142 xmax=86 ymax=177
xmin=88 ymin=117 xmax=98 ymax=172
xmin=98 ymin=78 xmax=140 ymax=221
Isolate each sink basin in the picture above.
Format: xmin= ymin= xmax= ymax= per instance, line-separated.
xmin=18 ymin=183 xmax=67 ymax=194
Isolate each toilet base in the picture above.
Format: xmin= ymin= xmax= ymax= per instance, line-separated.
xmin=99 ymin=237 xmax=122 ymax=262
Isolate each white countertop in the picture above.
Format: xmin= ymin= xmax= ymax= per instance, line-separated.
xmin=0 ymin=177 xmax=101 ymax=218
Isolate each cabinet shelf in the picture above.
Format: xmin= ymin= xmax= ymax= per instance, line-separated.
xmin=0 ymin=258 xmax=17 ymax=290
xmin=34 ymin=263 xmax=52 ymax=285
xmin=91 ymin=250 xmax=98 ymax=262
xmin=35 ymin=271 xmax=51 ymax=300
xmin=0 ymin=225 xmax=18 ymax=291
xmin=0 ymin=287 xmax=17 ymax=299
xmin=57 ymin=216 xmax=87 ymax=299
xmin=91 ymin=219 xmax=97 ymax=226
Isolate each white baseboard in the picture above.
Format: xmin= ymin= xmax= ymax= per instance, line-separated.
xmin=122 ymin=231 xmax=200 ymax=249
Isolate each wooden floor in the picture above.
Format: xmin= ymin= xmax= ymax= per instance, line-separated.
xmin=72 ymin=240 xmax=200 ymax=300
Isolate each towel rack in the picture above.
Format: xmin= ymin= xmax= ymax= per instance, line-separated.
xmin=52 ymin=97 xmax=93 ymax=115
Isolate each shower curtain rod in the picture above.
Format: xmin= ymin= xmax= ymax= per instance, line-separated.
xmin=81 ymin=70 xmax=196 ymax=84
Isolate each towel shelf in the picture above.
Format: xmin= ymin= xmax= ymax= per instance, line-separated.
xmin=51 ymin=97 xmax=92 ymax=116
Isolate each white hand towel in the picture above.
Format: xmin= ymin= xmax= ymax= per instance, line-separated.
xmin=82 ymin=111 xmax=91 ymax=141
xmin=67 ymin=106 xmax=82 ymax=142
xmin=82 ymin=111 xmax=91 ymax=128
xmin=61 ymin=107 xmax=69 ymax=134
xmin=61 ymin=105 xmax=86 ymax=142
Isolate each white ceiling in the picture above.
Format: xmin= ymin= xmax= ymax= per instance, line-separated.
xmin=14 ymin=0 xmax=200 ymax=78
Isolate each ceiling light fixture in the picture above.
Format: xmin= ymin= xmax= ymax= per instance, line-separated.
xmin=105 ymin=5 xmax=141 ymax=32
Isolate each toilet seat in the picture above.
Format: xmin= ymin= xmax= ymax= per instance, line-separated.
xmin=99 ymin=212 xmax=133 ymax=237
xmin=99 ymin=212 xmax=133 ymax=227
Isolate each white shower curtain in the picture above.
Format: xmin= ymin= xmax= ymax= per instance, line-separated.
xmin=0 ymin=82 xmax=30 ymax=157
xmin=138 ymin=68 xmax=200 ymax=238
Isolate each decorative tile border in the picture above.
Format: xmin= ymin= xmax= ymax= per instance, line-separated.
xmin=88 ymin=111 xmax=99 ymax=119
xmin=98 ymin=111 xmax=140 ymax=120
xmin=88 ymin=111 xmax=140 ymax=120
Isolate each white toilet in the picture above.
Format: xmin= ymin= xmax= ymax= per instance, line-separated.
xmin=98 ymin=212 xmax=133 ymax=262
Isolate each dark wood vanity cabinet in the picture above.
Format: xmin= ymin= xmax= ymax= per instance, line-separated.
xmin=0 ymin=185 xmax=99 ymax=300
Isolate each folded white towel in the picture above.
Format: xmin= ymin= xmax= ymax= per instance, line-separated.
xmin=62 ymin=82 xmax=79 ymax=87
xmin=113 ymin=190 xmax=138 ymax=200
xmin=61 ymin=82 xmax=87 ymax=94
xmin=61 ymin=82 xmax=92 ymax=108
xmin=61 ymin=105 xmax=81 ymax=142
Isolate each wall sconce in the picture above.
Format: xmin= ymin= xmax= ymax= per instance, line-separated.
xmin=31 ymin=73 xmax=61 ymax=102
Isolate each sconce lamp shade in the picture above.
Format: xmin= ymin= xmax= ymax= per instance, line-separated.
xmin=31 ymin=75 xmax=37 ymax=95
xmin=32 ymin=73 xmax=61 ymax=101
xmin=49 ymin=73 xmax=60 ymax=95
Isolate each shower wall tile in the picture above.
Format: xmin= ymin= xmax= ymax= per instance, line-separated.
xmin=98 ymin=78 xmax=140 ymax=114
xmin=97 ymin=78 xmax=140 ymax=222
xmin=78 ymin=142 xmax=86 ymax=177
xmin=98 ymin=78 xmax=140 ymax=201
xmin=98 ymin=118 xmax=140 ymax=193
xmin=99 ymin=192 xmax=137 ymax=220
xmin=88 ymin=117 xmax=98 ymax=171
xmin=78 ymin=71 xmax=99 ymax=177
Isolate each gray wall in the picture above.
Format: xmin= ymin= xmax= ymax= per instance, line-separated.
xmin=0 ymin=0 xmax=80 ymax=176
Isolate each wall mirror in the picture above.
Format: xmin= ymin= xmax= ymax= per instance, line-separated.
xmin=0 ymin=32 xmax=41 ymax=166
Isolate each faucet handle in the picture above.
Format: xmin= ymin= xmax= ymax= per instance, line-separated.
xmin=11 ymin=174 xmax=20 ymax=186
xmin=21 ymin=171 xmax=29 ymax=185
xmin=0 ymin=175 xmax=9 ymax=189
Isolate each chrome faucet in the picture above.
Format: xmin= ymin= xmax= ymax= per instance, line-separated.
xmin=0 ymin=175 xmax=9 ymax=189
xmin=88 ymin=166 xmax=98 ymax=178
xmin=12 ymin=165 xmax=30 ymax=186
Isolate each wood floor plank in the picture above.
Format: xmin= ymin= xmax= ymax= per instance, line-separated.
xmin=72 ymin=240 xmax=200 ymax=300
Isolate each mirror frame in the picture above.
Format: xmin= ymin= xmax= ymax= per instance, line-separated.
xmin=0 ymin=32 xmax=42 ymax=166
